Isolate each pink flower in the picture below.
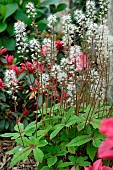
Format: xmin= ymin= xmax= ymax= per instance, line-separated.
xmin=41 ymin=45 xmax=47 ymax=56
xmin=99 ymin=118 xmax=113 ymax=138
xmin=55 ymin=40 xmax=65 ymax=51
xmin=21 ymin=61 xmax=34 ymax=73
xmin=0 ymin=48 xmax=7 ymax=55
xmin=22 ymin=108 xmax=28 ymax=117
xmin=30 ymin=79 xmax=41 ymax=91
xmin=0 ymin=78 xmax=6 ymax=90
xmin=85 ymin=159 xmax=113 ymax=170
xmin=16 ymin=118 xmax=21 ymax=124
xmin=76 ymin=52 xmax=89 ymax=72
xmin=9 ymin=65 xmax=23 ymax=75
xmin=71 ymin=167 xmax=76 ymax=170
xmin=98 ymin=138 xmax=113 ymax=160
xmin=5 ymin=54 xmax=14 ymax=65
xmin=33 ymin=61 xmax=44 ymax=73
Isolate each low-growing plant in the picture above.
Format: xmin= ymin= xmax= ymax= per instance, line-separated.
xmin=0 ymin=0 xmax=113 ymax=169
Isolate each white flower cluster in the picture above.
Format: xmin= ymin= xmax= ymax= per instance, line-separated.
xmin=62 ymin=14 xmax=75 ymax=46
xmin=26 ymin=2 xmax=37 ymax=18
xmin=86 ymin=0 xmax=96 ymax=21
xmin=50 ymin=64 xmax=67 ymax=84
xmin=14 ymin=21 xmax=28 ymax=54
xmin=29 ymin=38 xmax=41 ymax=61
xmin=4 ymin=70 xmax=18 ymax=94
xmin=99 ymin=0 xmax=108 ymax=21
xmin=74 ymin=0 xmax=98 ymax=46
xmin=41 ymin=73 xmax=49 ymax=84
xmin=43 ymin=38 xmax=57 ymax=62
xmin=66 ymin=83 xmax=76 ymax=106
xmin=47 ymin=14 xmax=57 ymax=29
xmin=74 ymin=10 xmax=86 ymax=36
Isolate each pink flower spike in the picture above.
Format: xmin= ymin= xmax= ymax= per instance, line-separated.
xmin=98 ymin=138 xmax=113 ymax=160
xmin=99 ymin=118 xmax=113 ymax=138
xmin=41 ymin=45 xmax=47 ymax=56
xmin=84 ymin=166 xmax=93 ymax=170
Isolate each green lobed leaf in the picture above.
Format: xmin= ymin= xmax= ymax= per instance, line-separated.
xmin=47 ymin=156 xmax=57 ymax=167
xmin=58 ymin=162 xmax=73 ymax=168
xmin=86 ymin=143 xmax=97 ymax=161
xmin=50 ymin=124 xmax=65 ymax=139
xmin=10 ymin=147 xmax=32 ymax=167
xmin=6 ymin=146 xmax=23 ymax=155
xmin=33 ymin=147 xmax=44 ymax=163
xmin=14 ymin=122 xmax=24 ymax=132
xmin=3 ymin=3 xmax=18 ymax=21
xmin=66 ymin=116 xmax=79 ymax=127
xmin=67 ymin=135 xmax=92 ymax=147
xmin=90 ymin=119 xmax=101 ymax=129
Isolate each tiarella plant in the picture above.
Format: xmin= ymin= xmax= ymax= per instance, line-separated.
xmin=0 ymin=0 xmax=113 ymax=169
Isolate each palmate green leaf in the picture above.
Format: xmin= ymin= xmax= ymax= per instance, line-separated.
xmin=50 ymin=124 xmax=65 ymax=139
xmin=47 ymin=156 xmax=57 ymax=167
xmin=86 ymin=143 xmax=97 ymax=161
xmin=66 ymin=135 xmax=92 ymax=147
xmin=10 ymin=147 xmax=32 ymax=167
xmin=40 ymin=0 xmax=63 ymax=6
xmin=3 ymin=3 xmax=18 ymax=21
xmin=33 ymin=147 xmax=44 ymax=163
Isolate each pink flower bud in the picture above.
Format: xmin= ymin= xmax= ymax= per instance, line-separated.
xmin=5 ymin=54 xmax=14 ymax=65
xmin=22 ymin=108 xmax=28 ymax=117
xmin=0 ymin=78 xmax=6 ymax=89
xmin=0 ymin=48 xmax=7 ymax=55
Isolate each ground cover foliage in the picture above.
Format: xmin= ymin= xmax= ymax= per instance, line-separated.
xmin=0 ymin=0 xmax=113 ymax=169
